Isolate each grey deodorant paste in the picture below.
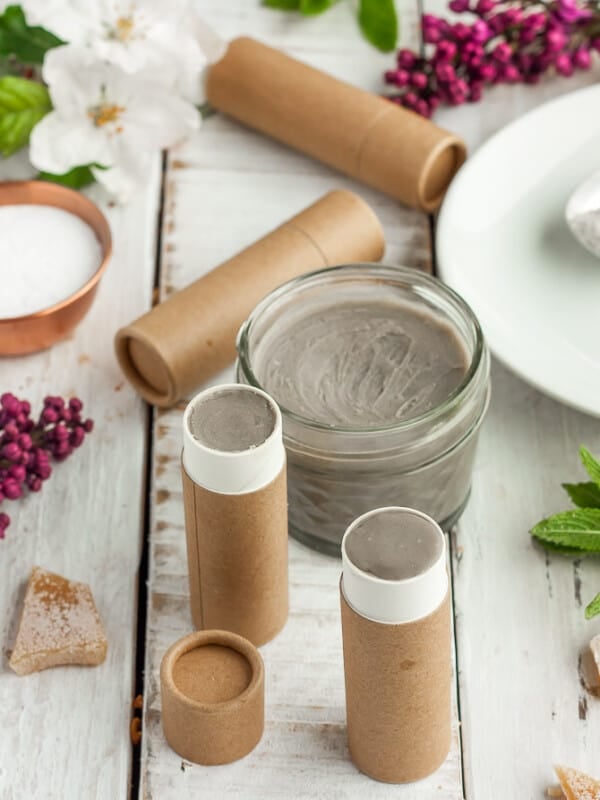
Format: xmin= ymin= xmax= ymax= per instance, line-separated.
xmin=188 ymin=387 xmax=277 ymax=452
xmin=345 ymin=507 xmax=445 ymax=582
xmin=256 ymin=300 xmax=468 ymax=427
xmin=237 ymin=265 xmax=490 ymax=554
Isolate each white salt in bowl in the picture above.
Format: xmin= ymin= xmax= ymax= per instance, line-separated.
xmin=0 ymin=180 xmax=111 ymax=355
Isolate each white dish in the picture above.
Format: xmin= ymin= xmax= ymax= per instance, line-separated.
xmin=437 ymin=84 xmax=600 ymax=417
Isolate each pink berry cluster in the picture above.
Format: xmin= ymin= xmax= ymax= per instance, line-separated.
xmin=385 ymin=0 xmax=600 ymax=116
xmin=0 ymin=393 xmax=93 ymax=538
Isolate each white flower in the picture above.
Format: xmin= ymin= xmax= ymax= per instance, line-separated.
xmin=33 ymin=0 xmax=208 ymax=102
xmin=29 ymin=46 xmax=200 ymax=200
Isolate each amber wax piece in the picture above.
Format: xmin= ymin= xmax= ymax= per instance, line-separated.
xmin=9 ymin=566 xmax=108 ymax=676
xmin=553 ymin=765 xmax=600 ymax=800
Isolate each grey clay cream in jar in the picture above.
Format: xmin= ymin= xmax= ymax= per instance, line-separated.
xmin=237 ymin=264 xmax=490 ymax=555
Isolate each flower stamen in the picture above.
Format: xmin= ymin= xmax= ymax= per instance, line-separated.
xmin=113 ymin=15 xmax=135 ymax=42
xmin=88 ymin=103 xmax=126 ymax=127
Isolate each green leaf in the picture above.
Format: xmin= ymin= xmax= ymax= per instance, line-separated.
xmin=0 ymin=5 xmax=64 ymax=64
xmin=0 ymin=75 xmax=51 ymax=156
xmin=585 ymin=592 xmax=600 ymax=620
xmin=563 ymin=481 xmax=600 ymax=509
xmin=531 ymin=508 xmax=600 ymax=553
xmin=262 ymin=0 xmax=301 ymax=9
xmin=300 ymin=0 xmax=337 ymax=14
xmin=358 ymin=0 xmax=398 ymax=52
xmin=38 ymin=164 xmax=99 ymax=190
xmin=533 ymin=539 xmax=589 ymax=557
xmin=581 ymin=446 xmax=600 ymax=488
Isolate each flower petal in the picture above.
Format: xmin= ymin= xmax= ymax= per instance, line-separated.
xmin=42 ymin=46 xmax=111 ymax=117
xmin=30 ymin=113 xmax=112 ymax=174
xmin=122 ymin=88 xmax=200 ymax=150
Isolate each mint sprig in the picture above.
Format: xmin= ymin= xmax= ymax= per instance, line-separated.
xmin=0 ymin=5 xmax=64 ymax=64
xmin=263 ymin=0 xmax=399 ymax=52
xmin=531 ymin=446 xmax=600 ymax=620
xmin=531 ymin=508 xmax=600 ymax=552
xmin=581 ymin=445 xmax=600 ymax=486
xmin=562 ymin=481 xmax=600 ymax=509
xmin=531 ymin=446 xmax=600 ymax=554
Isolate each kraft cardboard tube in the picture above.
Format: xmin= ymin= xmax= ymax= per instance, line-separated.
xmin=206 ymin=37 xmax=466 ymax=212
xmin=115 ymin=190 xmax=385 ymax=408
xmin=340 ymin=507 xmax=452 ymax=783
xmin=181 ymin=384 xmax=288 ymax=646
xmin=160 ymin=630 xmax=264 ymax=765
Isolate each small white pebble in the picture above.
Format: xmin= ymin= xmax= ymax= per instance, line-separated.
xmin=566 ymin=171 xmax=600 ymax=258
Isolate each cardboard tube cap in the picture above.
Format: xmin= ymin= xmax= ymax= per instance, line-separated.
xmin=160 ymin=630 xmax=264 ymax=765
xmin=115 ymin=190 xmax=385 ymax=408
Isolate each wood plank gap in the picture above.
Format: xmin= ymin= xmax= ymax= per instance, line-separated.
xmin=428 ymin=215 xmax=438 ymax=277
xmin=448 ymin=527 xmax=468 ymax=800
xmin=129 ymin=152 xmax=169 ymax=800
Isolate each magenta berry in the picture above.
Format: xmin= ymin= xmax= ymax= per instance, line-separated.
xmin=572 ymin=47 xmax=592 ymax=69
xmin=385 ymin=0 xmax=599 ymax=117
xmin=0 ymin=394 xmax=93 ymax=537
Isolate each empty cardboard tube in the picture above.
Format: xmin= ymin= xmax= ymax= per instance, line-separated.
xmin=115 ymin=189 xmax=385 ymax=408
xmin=206 ymin=37 xmax=466 ymax=212
xmin=182 ymin=385 xmax=288 ymax=647
xmin=340 ymin=507 xmax=452 ymax=783
xmin=160 ymin=630 xmax=264 ymax=765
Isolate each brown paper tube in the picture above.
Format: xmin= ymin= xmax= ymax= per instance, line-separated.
xmin=160 ymin=630 xmax=264 ymax=765
xmin=115 ymin=189 xmax=385 ymax=408
xmin=340 ymin=507 xmax=452 ymax=783
xmin=206 ymin=37 xmax=466 ymax=212
xmin=181 ymin=385 xmax=288 ymax=647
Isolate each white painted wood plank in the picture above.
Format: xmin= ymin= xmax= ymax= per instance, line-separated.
xmin=417 ymin=2 xmax=600 ymax=789
xmin=453 ymin=362 xmax=600 ymax=797
xmin=0 ymin=155 xmax=161 ymax=799
xmin=142 ymin=1 xmax=463 ymax=797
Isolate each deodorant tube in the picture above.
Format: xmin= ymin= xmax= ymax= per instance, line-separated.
xmin=182 ymin=383 xmax=288 ymax=646
xmin=340 ymin=506 xmax=452 ymax=783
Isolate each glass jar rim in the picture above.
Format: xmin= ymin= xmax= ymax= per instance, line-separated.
xmin=237 ymin=263 xmax=486 ymax=435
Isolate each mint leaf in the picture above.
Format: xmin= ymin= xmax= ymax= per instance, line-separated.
xmin=38 ymin=164 xmax=99 ymax=190
xmin=531 ymin=509 xmax=600 ymax=552
xmin=0 ymin=76 xmax=51 ymax=156
xmin=262 ymin=0 xmax=301 ymax=8
xmin=533 ymin=539 xmax=589 ymax=557
xmin=585 ymin=592 xmax=600 ymax=620
xmin=300 ymin=0 xmax=337 ymax=13
xmin=581 ymin=446 xmax=600 ymax=488
xmin=563 ymin=481 xmax=600 ymax=509
xmin=358 ymin=0 xmax=398 ymax=52
xmin=0 ymin=5 xmax=64 ymax=64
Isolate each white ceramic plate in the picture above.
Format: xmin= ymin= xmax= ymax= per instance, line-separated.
xmin=437 ymin=85 xmax=600 ymax=417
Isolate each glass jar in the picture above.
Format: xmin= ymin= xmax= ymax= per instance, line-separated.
xmin=237 ymin=264 xmax=490 ymax=556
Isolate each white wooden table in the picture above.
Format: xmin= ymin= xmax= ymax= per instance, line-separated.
xmin=1 ymin=2 xmax=599 ymax=798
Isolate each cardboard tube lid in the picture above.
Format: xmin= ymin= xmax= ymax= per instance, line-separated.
xmin=182 ymin=383 xmax=285 ymax=494
xmin=418 ymin=139 xmax=466 ymax=211
xmin=341 ymin=507 xmax=448 ymax=624
xmin=160 ymin=630 xmax=264 ymax=766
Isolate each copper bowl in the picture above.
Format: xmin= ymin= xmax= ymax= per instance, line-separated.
xmin=0 ymin=180 xmax=112 ymax=355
